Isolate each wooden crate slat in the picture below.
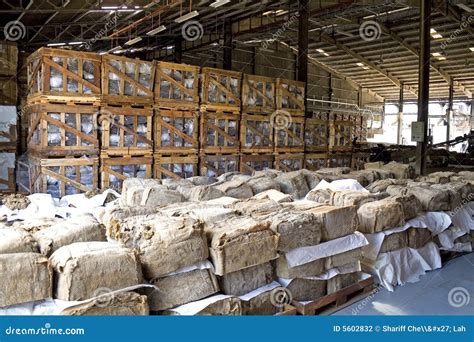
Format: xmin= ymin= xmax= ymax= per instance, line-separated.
xmin=100 ymin=104 xmax=153 ymax=155
xmin=242 ymin=74 xmax=275 ymax=113
xmin=276 ymin=78 xmax=305 ymax=115
xmin=0 ymin=123 xmax=17 ymax=151
xmin=155 ymin=108 xmax=199 ymax=154
xmin=154 ymin=153 xmax=199 ymax=179
xmin=274 ymin=116 xmax=305 ymax=153
xmin=240 ymin=114 xmax=274 ymax=153
xmin=0 ymin=152 xmax=15 ymax=193
xmin=274 ymin=153 xmax=304 ymax=172
xmin=100 ymin=154 xmax=153 ymax=190
xmin=305 ymin=118 xmax=328 ymax=152
xmin=330 ymin=120 xmax=354 ymax=152
xmin=0 ymin=77 xmax=18 ymax=105
xmin=199 ymin=154 xmax=239 ymax=177
xmin=200 ymin=110 xmax=240 ymax=154
xmin=0 ymin=42 xmax=18 ymax=76
xmin=155 ymin=61 xmax=199 ymax=106
xmin=304 ymin=153 xmax=328 ymax=171
xmin=201 ymin=67 xmax=242 ymax=110
xmin=328 ymin=152 xmax=352 ymax=168
xmin=240 ymin=153 xmax=274 ymax=175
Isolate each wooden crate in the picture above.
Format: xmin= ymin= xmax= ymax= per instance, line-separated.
xmin=240 ymin=153 xmax=274 ymax=175
xmin=305 ymin=118 xmax=328 ymax=152
xmin=200 ymin=109 xmax=240 ymax=154
xmin=27 ymin=103 xmax=99 ymax=157
xmin=329 ymin=120 xmax=354 ymax=152
xmin=199 ymin=154 xmax=239 ymax=177
xmin=100 ymin=104 xmax=153 ymax=156
xmin=274 ymin=153 xmax=304 ymax=172
xmin=274 ymin=115 xmax=304 ymax=153
xmin=242 ymin=74 xmax=275 ymax=113
xmin=0 ymin=152 xmax=15 ymax=193
xmin=155 ymin=61 xmax=199 ymax=108
xmin=276 ymin=78 xmax=305 ymax=116
xmin=23 ymin=155 xmax=99 ymax=198
xmin=27 ymin=48 xmax=101 ymax=102
xmin=201 ymin=67 xmax=242 ymax=110
xmin=154 ymin=153 xmax=199 ymax=180
xmin=100 ymin=153 xmax=153 ymax=190
xmin=0 ymin=77 xmax=17 ymax=105
xmin=327 ymin=153 xmax=352 ymax=168
xmin=351 ymin=152 xmax=371 ymax=170
xmin=240 ymin=114 xmax=273 ymax=153
xmin=304 ymin=153 xmax=328 ymax=171
xmin=0 ymin=41 xmax=18 ymax=76
xmin=101 ymin=54 xmax=155 ymax=105
xmin=0 ymin=106 xmax=17 ymax=151
xmin=155 ymin=107 xmax=199 ymax=154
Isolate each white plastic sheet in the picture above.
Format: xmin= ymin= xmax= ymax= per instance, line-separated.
xmin=314 ymin=179 xmax=368 ymax=192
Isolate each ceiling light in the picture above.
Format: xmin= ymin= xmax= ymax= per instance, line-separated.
xmin=432 ymin=52 xmax=441 ymax=57
xmin=113 ymin=50 xmax=125 ymax=54
xmin=469 ymin=47 xmax=474 ymax=52
xmin=174 ymin=10 xmax=199 ymax=23
xmin=146 ymin=25 xmax=166 ymax=36
xmin=316 ymin=48 xmax=329 ymax=56
xmin=430 ymin=28 xmax=443 ymax=39
xmin=356 ymin=62 xmax=364 ymax=67
xmin=276 ymin=10 xmax=288 ymax=16
xmin=47 ymin=42 xmax=66 ymax=46
xmin=263 ymin=10 xmax=276 ymax=16
xmin=68 ymin=41 xmax=83 ymax=45
xmin=436 ymin=56 xmax=446 ymax=60
xmin=101 ymin=6 xmax=118 ymax=9
xmin=107 ymin=45 xmax=123 ymax=53
xmin=98 ymin=51 xmax=107 ymax=55
xmin=362 ymin=66 xmax=370 ymax=70
xmin=210 ymin=0 xmax=230 ymax=8
xmin=125 ymin=37 xmax=142 ymax=46
xmin=457 ymin=3 xmax=473 ymax=12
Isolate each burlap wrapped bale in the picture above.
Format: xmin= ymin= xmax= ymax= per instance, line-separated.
xmin=389 ymin=194 xmax=422 ymax=220
xmin=102 ymin=206 xmax=162 ymax=238
xmin=188 ymin=176 xmax=217 ymax=186
xmin=457 ymin=171 xmax=474 ymax=181
xmin=178 ymin=185 xmax=225 ymax=201
xmin=227 ymin=198 xmax=282 ymax=216
xmin=124 ymin=186 xmax=184 ymax=207
xmin=61 ymin=292 xmax=149 ymax=316
xmin=0 ymin=228 xmax=37 ymax=254
xmin=34 ymin=214 xmax=106 ymax=256
xmin=382 ymin=162 xmax=415 ymax=179
xmin=316 ymin=167 xmax=351 ymax=176
xmin=164 ymin=295 xmax=242 ymax=315
xmin=419 ymin=171 xmax=456 ymax=184
xmin=121 ymin=178 xmax=161 ymax=201
xmin=364 ymin=161 xmax=385 ymax=170
xmin=366 ymin=179 xmax=407 ymax=193
xmin=433 ymin=182 xmax=472 ymax=207
xmin=0 ymin=253 xmax=52 ymax=307
xmin=253 ymin=169 xmax=282 ymax=179
xmin=326 ymin=248 xmax=363 ymax=269
xmin=252 ymin=189 xmax=293 ymax=203
xmin=330 ymin=190 xmax=388 ymax=208
xmin=246 ymin=177 xmax=281 ymax=195
xmin=212 ymin=180 xmax=253 ymax=199
xmin=219 ymin=262 xmax=274 ymax=296
xmin=407 ymin=228 xmax=433 ymax=249
xmin=304 ymin=188 xmax=333 ymax=204
xmin=276 ymin=255 xmax=326 ymax=278
xmin=304 ymin=205 xmax=358 ymax=241
xmin=357 ymin=198 xmax=404 ymax=234
xmin=161 ymin=178 xmax=193 ymax=190
xmin=148 ymin=268 xmax=219 ymax=310
xmin=300 ymin=169 xmax=322 ymax=190
xmin=379 ymin=231 xmax=408 ymax=253
xmin=11 ymin=217 xmax=65 ymax=233
xmin=274 ymin=171 xmax=310 ymax=199
xmin=388 ymin=185 xmax=452 ymax=211
xmin=327 ymin=272 xmax=360 ymax=294
xmin=49 ymin=242 xmax=142 ymax=301
xmin=241 ymin=288 xmax=280 ymax=315
xmin=285 ymin=278 xmax=327 ymax=302
xmin=113 ymin=215 xmax=208 ymax=279
xmin=343 ymin=170 xmax=380 ymax=187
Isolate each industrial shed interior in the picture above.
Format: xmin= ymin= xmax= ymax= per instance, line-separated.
xmin=0 ymin=0 xmax=472 ymax=316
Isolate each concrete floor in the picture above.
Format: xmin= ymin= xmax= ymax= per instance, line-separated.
xmin=334 ymin=252 xmax=474 ymax=315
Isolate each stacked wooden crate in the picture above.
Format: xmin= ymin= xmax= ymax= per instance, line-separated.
xmin=304 ymin=112 xmax=329 ymax=171
xmin=23 ymin=48 xmax=100 ymax=198
xmin=327 ymin=112 xmax=354 ymax=168
xmin=273 ymin=78 xmax=305 ymax=172
xmin=239 ymin=74 xmax=275 ymax=175
xmin=199 ymin=67 xmax=242 ymax=177
xmin=100 ymin=54 xmax=154 ymax=190
xmin=153 ymin=61 xmax=199 ymax=180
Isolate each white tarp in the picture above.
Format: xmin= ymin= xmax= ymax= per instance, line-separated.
xmin=314 ymin=179 xmax=368 ymax=192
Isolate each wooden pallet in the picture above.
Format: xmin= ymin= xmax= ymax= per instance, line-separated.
xmin=240 ymin=153 xmax=274 ymax=175
xmin=154 ymin=153 xmax=199 ymax=180
xmin=305 ymin=153 xmax=328 ymax=171
xmin=292 ymin=276 xmax=375 ymax=315
xmin=155 ymin=61 xmax=199 ymax=108
xmin=274 ymin=304 xmax=298 ymax=316
xmin=276 ymin=78 xmax=305 ymax=116
xmin=327 ymin=152 xmax=352 ymax=168
xmin=305 ymin=118 xmax=328 ymax=152
xmin=22 ymin=155 xmax=99 ymax=198
xmin=200 ymin=109 xmax=240 ymax=154
xmin=240 ymin=114 xmax=274 ymax=153
xmin=199 ymin=153 xmax=239 ymax=177
xmin=27 ymin=102 xmax=99 ymax=157
xmin=274 ymin=115 xmax=305 ymax=153
xmin=100 ymin=153 xmax=153 ymax=190
xmin=274 ymin=153 xmax=304 ymax=172
xmin=329 ymin=120 xmax=354 ymax=152
xmin=201 ymin=67 xmax=242 ymax=111
xmin=26 ymin=94 xmax=100 ymax=106
xmin=27 ymin=48 xmax=101 ymax=101
xmin=155 ymin=107 xmax=199 ymax=154
xmin=351 ymin=152 xmax=371 ymax=170
xmin=100 ymin=103 xmax=153 ymax=155
xmin=0 ymin=124 xmax=17 ymax=151
xmin=101 ymin=54 xmax=155 ymax=105
xmin=242 ymin=74 xmax=275 ymax=113
xmin=0 ymin=152 xmax=15 ymax=193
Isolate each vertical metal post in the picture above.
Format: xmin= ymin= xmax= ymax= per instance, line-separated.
xmin=415 ymin=0 xmax=431 ymax=175
xmin=223 ymin=20 xmax=233 ymax=70
xmin=174 ymin=36 xmax=182 ymax=63
xmin=398 ymin=83 xmax=404 ymax=145
xmin=297 ymin=0 xmax=309 ymax=117
xmin=446 ymin=78 xmax=454 ymax=150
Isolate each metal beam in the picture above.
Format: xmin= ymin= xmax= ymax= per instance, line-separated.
xmin=298 ymin=0 xmax=309 ymax=117
xmin=398 ymin=82 xmax=404 ymax=145
xmin=446 ymin=77 xmax=454 ymax=150
xmin=223 ymin=20 xmax=233 ymax=70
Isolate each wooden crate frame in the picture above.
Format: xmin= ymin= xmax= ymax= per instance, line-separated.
xmin=351 ymin=152 xmax=371 ymax=170
xmin=305 ymin=118 xmax=328 ymax=152
xmin=25 ymin=155 xmax=99 ymax=198
xmin=0 ymin=77 xmax=18 ymax=105
xmin=242 ymin=74 xmax=275 ymax=113
xmin=27 ymin=48 xmax=101 ymax=102
xmin=274 ymin=153 xmax=304 ymax=172
xmin=154 ymin=153 xmax=199 ymax=180
xmin=239 ymin=153 xmax=274 ymax=175
xmin=0 ymin=152 xmax=15 ymax=193
xmin=329 ymin=120 xmax=354 ymax=152
xmin=240 ymin=114 xmax=274 ymax=153
xmin=304 ymin=153 xmax=328 ymax=171
xmin=0 ymin=41 xmax=18 ymax=76
xmin=155 ymin=107 xmax=199 ymax=154
xmin=201 ymin=67 xmax=242 ymax=110
xmin=0 ymin=123 xmax=17 ymax=151
xmin=274 ymin=115 xmax=305 ymax=153
xmin=200 ymin=109 xmax=240 ymax=154
xmin=27 ymin=103 xmax=99 ymax=157
xmin=155 ymin=61 xmax=199 ymax=108
xmin=100 ymin=153 xmax=153 ymax=190
xmin=101 ymin=54 xmax=155 ymax=105
xmin=199 ymin=154 xmax=239 ymax=177
xmin=276 ymin=78 xmax=305 ymax=116
xmin=327 ymin=153 xmax=352 ymax=168
xmin=100 ymin=104 xmax=153 ymax=156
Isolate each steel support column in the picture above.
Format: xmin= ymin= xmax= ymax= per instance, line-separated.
xmin=223 ymin=20 xmax=233 ymax=70
xmin=415 ymin=0 xmax=431 ymax=175
xmin=446 ymin=78 xmax=454 ymax=150
xmin=297 ymin=0 xmax=309 ymax=117
xmin=174 ymin=36 xmax=182 ymax=63
xmin=398 ymin=83 xmax=404 ymax=145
